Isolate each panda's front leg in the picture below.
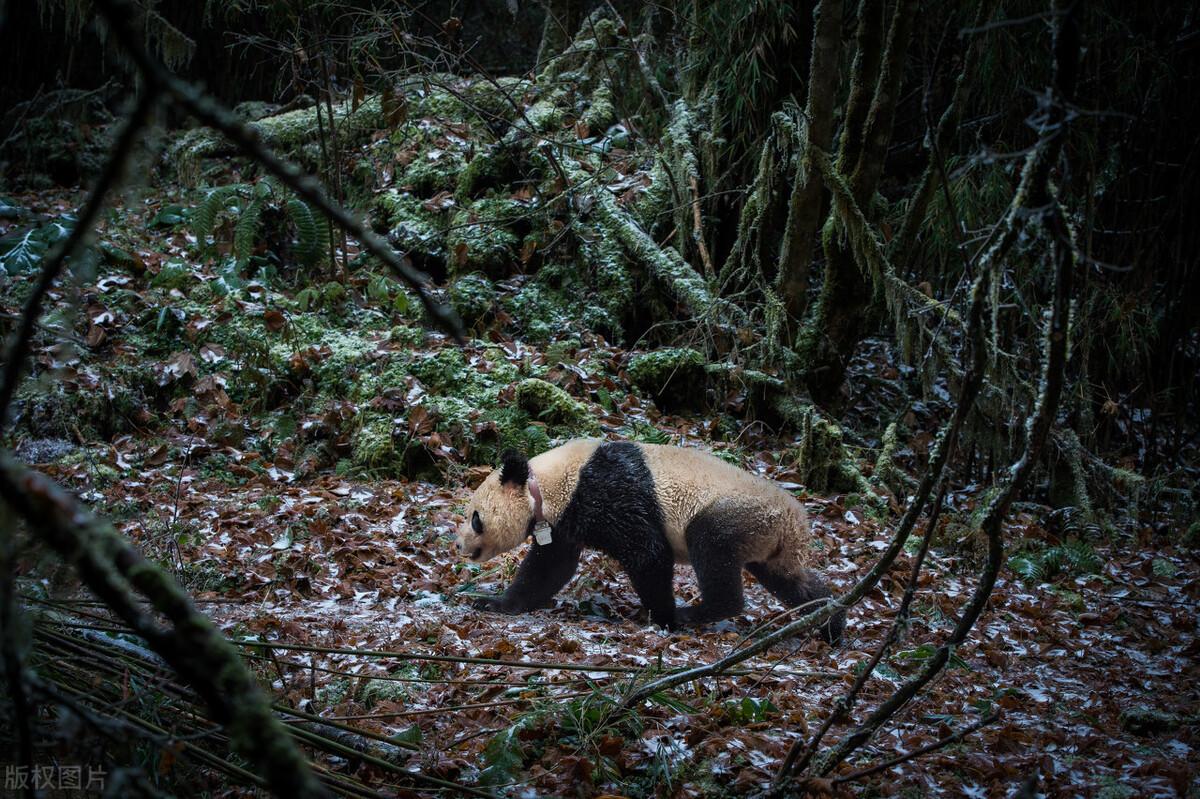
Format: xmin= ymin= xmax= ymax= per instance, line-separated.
xmin=474 ymin=537 xmax=583 ymax=614
xmin=620 ymin=556 xmax=677 ymax=630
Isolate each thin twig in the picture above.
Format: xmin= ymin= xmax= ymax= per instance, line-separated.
xmin=830 ymin=711 xmax=1000 ymax=784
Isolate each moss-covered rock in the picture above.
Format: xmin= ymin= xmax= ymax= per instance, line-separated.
xmin=449 ymin=272 xmax=497 ymax=327
xmin=445 ymin=198 xmax=521 ymax=276
xmin=514 ymin=378 xmax=592 ymax=427
xmin=504 ymin=280 xmax=577 ymax=343
xmin=456 ymin=143 xmax=520 ymax=199
xmin=400 ymin=145 xmax=469 ymax=196
xmin=377 ymin=191 xmax=448 ymax=262
xmin=1119 ymin=707 xmax=1183 ymax=736
xmin=14 ymin=378 xmax=145 ymax=442
xmin=628 ymin=348 xmax=708 ymax=412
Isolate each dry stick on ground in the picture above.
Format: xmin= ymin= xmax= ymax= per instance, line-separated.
xmin=808 ymin=3 xmax=1080 ymax=778
xmin=832 ymin=710 xmax=1000 ymax=785
xmin=36 ymin=601 xmax=490 ymax=796
xmin=90 ymin=0 xmax=462 ymax=341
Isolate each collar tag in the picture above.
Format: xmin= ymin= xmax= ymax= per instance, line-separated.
xmin=533 ymin=526 xmax=553 ymax=546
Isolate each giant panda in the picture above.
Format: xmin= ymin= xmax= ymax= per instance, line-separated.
xmin=454 ymin=439 xmax=845 ymax=643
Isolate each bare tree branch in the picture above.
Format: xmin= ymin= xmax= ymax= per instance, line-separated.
xmin=810 ymin=1 xmax=1080 ymax=775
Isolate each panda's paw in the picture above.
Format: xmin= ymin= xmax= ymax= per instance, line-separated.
xmin=472 ymin=595 xmax=515 ymax=613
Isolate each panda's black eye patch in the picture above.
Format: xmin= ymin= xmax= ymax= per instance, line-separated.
xmin=471 ymin=511 xmax=483 ymax=535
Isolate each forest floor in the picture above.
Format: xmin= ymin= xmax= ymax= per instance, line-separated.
xmin=4 ymin=171 xmax=1198 ymax=795
xmin=37 ymin=415 xmax=1200 ymax=798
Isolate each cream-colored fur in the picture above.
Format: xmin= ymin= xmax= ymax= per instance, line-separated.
xmin=636 ymin=443 xmax=811 ymax=569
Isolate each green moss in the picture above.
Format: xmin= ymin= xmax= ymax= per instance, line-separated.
xmin=445 ymin=198 xmax=521 ymax=276
xmin=1118 ymin=707 xmax=1182 ymax=736
xmin=150 ymin=260 xmax=194 ymax=290
xmin=410 ymin=348 xmax=472 ymax=394
xmin=628 ymin=348 xmax=708 ymax=412
xmin=358 ymin=678 xmax=411 ymax=708
xmin=449 ymin=272 xmax=497 ymax=327
xmin=456 ymin=144 xmax=519 ymax=199
xmin=401 ymin=146 xmax=469 ymax=196
xmin=16 ymin=377 xmax=144 ymax=441
xmin=351 ymin=412 xmax=401 ymax=471
xmin=581 ymin=83 xmax=616 ymax=133
xmin=389 ymin=324 xmax=424 ymax=347
xmin=525 ymin=99 xmax=566 ymax=132
xmin=776 ymin=399 xmax=872 ymax=495
xmin=503 ymin=282 xmax=575 ymax=343
xmin=514 ymin=378 xmax=592 ymax=427
xmin=544 ymin=338 xmax=581 ymax=366
xmin=874 ymin=421 xmax=914 ymax=495
xmin=167 ymin=96 xmax=382 ymax=183
xmin=377 ymin=191 xmax=448 ymax=261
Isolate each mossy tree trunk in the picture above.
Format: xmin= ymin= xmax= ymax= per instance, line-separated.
xmin=536 ymin=0 xmax=583 ymax=67
xmin=777 ymin=0 xmax=846 ymax=337
xmin=800 ymin=0 xmax=919 ymax=404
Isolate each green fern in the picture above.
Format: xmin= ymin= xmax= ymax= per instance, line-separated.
xmin=1008 ymin=538 xmax=1102 ymax=584
xmin=192 ymin=179 xmax=328 ymax=270
xmin=233 ymin=197 xmax=265 ymax=266
xmin=285 ymin=197 xmax=325 ymax=264
xmin=0 ymin=215 xmax=76 ymax=275
xmin=192 ymin=184 xmax=244 ymax=245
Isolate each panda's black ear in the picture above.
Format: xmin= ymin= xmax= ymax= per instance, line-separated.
xmin=499 ymin=450 xmax=529 ymax=486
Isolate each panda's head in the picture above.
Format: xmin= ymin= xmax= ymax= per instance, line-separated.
xmin=456 ymin=451 xmax=536 ymax=562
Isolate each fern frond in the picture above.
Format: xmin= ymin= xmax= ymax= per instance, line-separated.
xmin=1061 ymin=540 xmax=1101 ymax=574
xmin=234 ymin=198 xmax=264 ymax=266
xmin=286 ymin=198 xmax=321 ymax=265
xmin=193 ymin=184 xmax=243 ymax=246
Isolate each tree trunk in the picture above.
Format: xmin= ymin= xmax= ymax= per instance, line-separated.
xmin=536 ymin=0 xmax=582 ymax=67
xmin=777 ymin=0 xmax=846 ymax=336
xmin=801 ymin=0 xmax=919 ymax=403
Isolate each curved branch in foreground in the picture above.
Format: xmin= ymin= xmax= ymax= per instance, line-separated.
xmin=0 ymin=456 xmax=331 ymax=799
xmin=620 ymin=147 xmax=995 ymax=711
xmin=91 ymin=0 xmax=463 ymax=342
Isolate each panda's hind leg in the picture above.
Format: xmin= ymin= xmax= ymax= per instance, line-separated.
xmin=677 ymin=501 xmax=750 ymax=626
xmin=745 ymin=561 xmax=845 ymax=644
